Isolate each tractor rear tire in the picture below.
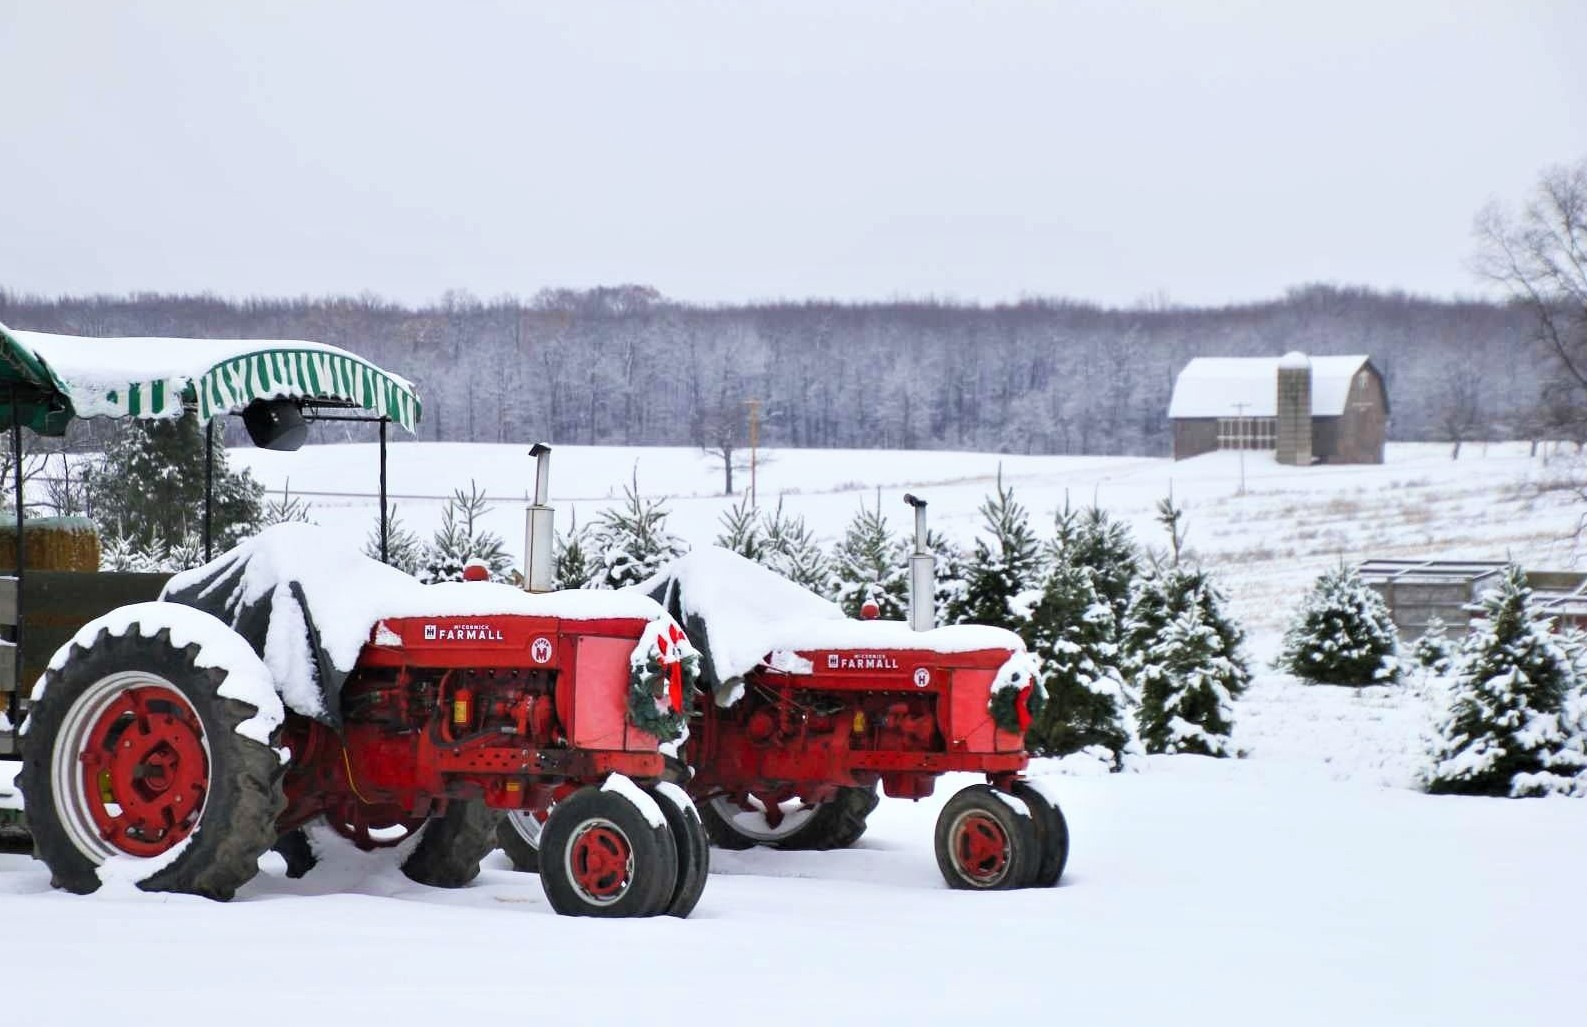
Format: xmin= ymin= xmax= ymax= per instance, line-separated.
xmin=934 ymin=783 xmax=1040 ymax=891
xmin=401 ymin=798 xmax=501 ymax=888
xmin=1010 ymin=780 xmax=1069 ymax=888
xmin=699 ymin=784 xmax=879 ymax=851
xmin=18 ymin=619 xmax=285 ymax=900
xmin=648 ymin=782 xmax=709 ymax=918
xmin=497 ymin=808 xmax=546 ymax=873
xmin=538 ymin=784 xmax=679 ymax=917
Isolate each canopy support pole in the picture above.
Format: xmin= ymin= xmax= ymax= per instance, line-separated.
xmin=9 ymin=387 xmax=24 ymax=733
xmin=379 ymin=416 xmax=389 ymax=564
xmin=203 ymin=420 xmax=214 ymax=561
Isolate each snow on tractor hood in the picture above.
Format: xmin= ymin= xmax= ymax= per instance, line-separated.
xmin=162 ymin=523 xmax=666 ymax=725
xmin=636 ymin=546 xmax=1026 ymax=706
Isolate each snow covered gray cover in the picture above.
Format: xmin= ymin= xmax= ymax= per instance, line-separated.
xmin=162 ymin=524 xmax=666 ymax=726
xmin=639 ymin=547 xmax=1024 ymax=706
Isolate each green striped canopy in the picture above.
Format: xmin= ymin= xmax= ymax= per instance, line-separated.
xmin=0 ymin=322 xmax=420 ymax=436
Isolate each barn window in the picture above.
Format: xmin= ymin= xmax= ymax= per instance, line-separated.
xmin=1216 ymin=417 xmax=1276 ymax=450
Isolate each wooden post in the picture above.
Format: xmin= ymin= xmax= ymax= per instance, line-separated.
xmin=745 ymin=398 xmax=761 ymax=509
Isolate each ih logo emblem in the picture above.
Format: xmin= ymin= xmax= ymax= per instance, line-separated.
xmin=423 ymin=624 xmax=437 ymax=641
xmin=913 ymin=667 xmax=930 ymax=688
xmin=827 ymin=654 xmax=840 ymax=669
xmin=531 ymin=637 xmax=553 ymax=664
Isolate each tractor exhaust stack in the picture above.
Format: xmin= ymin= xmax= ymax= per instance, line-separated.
xmin=524 ymin=443 xmax=555 ymax=593
xmin=903 ymin=493 xmax=935 ymax=631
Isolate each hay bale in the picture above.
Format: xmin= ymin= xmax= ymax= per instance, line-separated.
xmin=0 ymin=516 xmax=100 ymax=572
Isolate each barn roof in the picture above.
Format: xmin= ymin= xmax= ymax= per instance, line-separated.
xmin=1167 ymin=354 xmax=1375 ymax=419
xmin=0 ymin=321 xmax=420 ymax=436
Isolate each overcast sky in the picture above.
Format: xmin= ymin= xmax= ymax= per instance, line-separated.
xmin=1 ymin=1 xmax=1583 ymax=309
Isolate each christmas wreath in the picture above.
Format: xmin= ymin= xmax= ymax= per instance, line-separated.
xmin=628 ymin=618 xmax=702 ymax=743
xmin=988 ymin=651 xmax=1045 ymax=735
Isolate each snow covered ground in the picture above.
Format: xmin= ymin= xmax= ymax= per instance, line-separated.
xmin=3 ymin=440 xmax=1585 ymax=1023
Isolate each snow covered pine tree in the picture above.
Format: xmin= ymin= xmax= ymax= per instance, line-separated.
xmin=945 ymin=476 xmax=1043 ymax=640
xmin=1123 ymin=566 xmax=1243 ymax=757
xmin=1278 ymin=565 xmax=1401 ymax=686
xmin=1024 ymin=556 xmax=1136 ymax=768
xmin=1412 ymin=615 xmax=1457 ymax=676
xmin=418 ymin=481 xmax=513 ymax=583
xmin=585 ymin=478 xmax=688 ymax=589
xmin=829 ymin=503 xmax=907 ymax=619
xmin=1425 ymin=566 xmax=1587 ymax=797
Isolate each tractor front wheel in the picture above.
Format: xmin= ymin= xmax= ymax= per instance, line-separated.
xmin=538 ymin=784 xmax=679 ymax=917
xmin=933 ymin=783 xmax=1040 ymax=891
xmin=648 ymin=782 xmax=709 ymax=918
xmin=1010 ymin=780 xmax=1069 ymax=888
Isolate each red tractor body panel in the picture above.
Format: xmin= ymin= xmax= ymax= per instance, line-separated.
xmin=687 ymin=643 xmax=1028 ymax=807
xmin=279 ymin=612 xmax=666 ymax=834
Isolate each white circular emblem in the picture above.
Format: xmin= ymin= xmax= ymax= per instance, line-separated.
xmin=531 ymin=637 xmax=553 ymax=664
xmin=913 ymin=667 xmax=930 ymax=688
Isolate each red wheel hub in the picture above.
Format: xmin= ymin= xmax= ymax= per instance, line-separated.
xmin=952 ymin=811 xmax=1010 ymax=884
xmin=568 ymin=822 xmax=633 ymax=903
xmin=77 ymin=684 xmax=209 ymax=858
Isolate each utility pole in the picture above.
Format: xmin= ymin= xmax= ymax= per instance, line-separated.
xmin=744 ymin=398 xmax=761 ymax=508
xmin=1232 ymin=401 xmax=1248 ymax=496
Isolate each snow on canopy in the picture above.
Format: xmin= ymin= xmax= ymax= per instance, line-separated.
xmin=638 ymin=546 xmax=1026 ymax=704
xmin=0 ymin=320 xmax=420 ymax=435
xmin=1167 ymin=354 xmax=1373 ymax=419
xmin=160 ymin=523 xmax=665 ymax=724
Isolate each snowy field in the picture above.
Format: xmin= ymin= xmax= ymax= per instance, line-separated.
xmin=4 ymin=440 xmax=1587 ymax=1024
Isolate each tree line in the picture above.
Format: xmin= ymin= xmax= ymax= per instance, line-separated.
xmin=0 ymin=283 xmax=1545 ymax=458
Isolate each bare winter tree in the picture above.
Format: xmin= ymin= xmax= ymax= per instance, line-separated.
xmin=1474 ymin=158 xmax=1587 ymax=429
xmin=1437 ymin=366 xmax=1485 ymax=459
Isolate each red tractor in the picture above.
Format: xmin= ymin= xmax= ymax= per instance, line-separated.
xmin=501 ymin=496 xmax=1069 ymax=891
xmin=18 ymin=447 xmax=709 ymax=918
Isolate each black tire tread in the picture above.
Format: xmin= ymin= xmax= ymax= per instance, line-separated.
xmin=18 ymin=625 xmax=285 ymax=901
xmin=495 ymin=814 xmax=542 ymax=874
xmin=1010 ymin=780 xmax=1069 ymax=888
xmin=933 ymin=783 xmax=1040 ymax=891
xmin=401 ymin=798 xmax=501 ymax=888
xmin=698 ymin=784 xmax=879 ymax=851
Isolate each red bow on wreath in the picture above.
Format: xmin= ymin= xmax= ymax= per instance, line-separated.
xmin=655 ymin=624 xmax=689 ymax=713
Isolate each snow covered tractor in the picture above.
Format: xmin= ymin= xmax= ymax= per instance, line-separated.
xmin=503 ymin=498 xmax=1069 ymax=891
xmin=18 ymin=516 xmax=709 ymax=917
xmin=0 ymin=319 xmax=712 ymax=920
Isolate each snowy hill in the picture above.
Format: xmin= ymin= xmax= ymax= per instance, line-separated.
xmin=4 ymin=440 xmax=1584 ymax=1023
xmin=234 ymin=439 xmax=1585 ymax=646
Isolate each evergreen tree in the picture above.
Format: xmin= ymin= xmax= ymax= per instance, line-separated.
xmin=362 ymin=503 xmax=424 ymax=576
xmin=1425 ymin=566 xmax=1587 ymax=797
xmin=1025 ymin=557 xmax=1135 ymax=767
xmin=1122 ymin=554 xmax=1246 ymax=757
xmin=714 ymin=495 xmax=767 ymax=562
xmin=1135 ymin=599 xmax=1237 ymax=756
xmin=829 ymin=503 xmax=907 ymax=618
xmin=1412 ymin=616 xmax=1457 ymax=675
xmin=553 ymin=513 xmax=594 ymax=590
xmin=418 ymin=481 xmax=512 ymax=583
xmin=260 ymin=478 xmax=315 ymax=527
xmin=927 ymin=529 xmax=969 ymax=627
xmin=1070 ymin=504 xmax=1140 ymax=627
xmin=84 ymin=416 xmax=263 ymax=557
xmin=762 ymin=501 xmax=831 ymax=595
xmin=585 ymin=478 xmax=688 ymax=590
xmin=946 ymin=475 xmax=1043 ymax=639
xmin=1278 ymin=566 xmax=1401 ymax=686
